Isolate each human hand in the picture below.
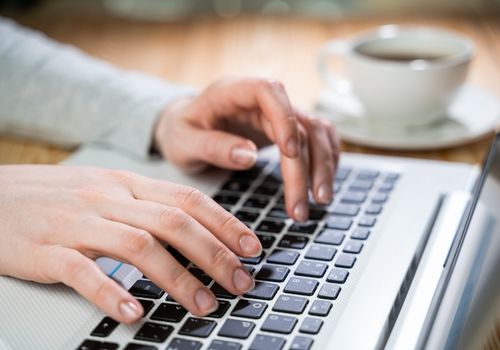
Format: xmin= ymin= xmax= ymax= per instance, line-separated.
xmin=0 ymin=165 xmax=261 ymax=323
xmin=155 ymin=78 xmax=340 ymax=222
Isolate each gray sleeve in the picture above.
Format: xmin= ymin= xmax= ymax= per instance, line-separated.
xmin=0 ymin=17 xmax=195 ymax=158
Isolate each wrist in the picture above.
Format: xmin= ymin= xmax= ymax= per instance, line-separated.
xmin=152 ymin=96 xmax=195 ymax=156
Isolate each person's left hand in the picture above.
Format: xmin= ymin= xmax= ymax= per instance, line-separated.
xmin=154 ymin=78 xmax=340 ymax=222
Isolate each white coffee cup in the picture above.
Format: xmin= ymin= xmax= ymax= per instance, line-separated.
xmin=317 ymin=25 xmax=474 ymax=128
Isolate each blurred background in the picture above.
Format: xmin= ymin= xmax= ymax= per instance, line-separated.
xmin=0 ymin=0 xmax=499 ymax=165
xmin=1 ymin=0 xmax=500 ymax=19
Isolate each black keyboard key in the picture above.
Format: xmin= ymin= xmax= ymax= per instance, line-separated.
xmin=326 ymin=268 xmax=349 ymax=283
xmin=151 ymin=303 xmax=187 ymax=323
xmin=243 ymin=196 xmax=269 ymax=209
xmin=218 ymin=319 xmax=256 ymax=339
xmin=378 ymin=183 xmax=394 ymax=192
xmin=351 ymin=228 xmax=370 ymax=240
xmin=77 ymin=340 xmax=100 ymax=350
xmin=335 ymin=254 xmax=356 ymax=268
xmin=244 ymin=281 xmax=279 ymax=300
xmin=244 ymin=264 xmax=256 ymax=275
xmin=179 ymin=317 xmax=217 ymax=338
xmin=124 ymin=343 xmax=158 ymax=350
xmin=91 ymin=317 xmax=119 ymax=337
xmin=137 ymin=299 xmax=155 ymax=318
xmin=341 ymin=192 xmax=367 ymax=204
xmin=231 ymin=299 xmax=268 ymax=319
xmin=284 ymin=277 xmax=318 ymax=296
xmin=213 ymin=193 xmax=240 ymax=205
xmin=234 ymin=210 xmax=260 ymax=223
xmin=343 ymin=240 xmax=363 ymax=254
xmin=267 ymin=249 xmax=300 ymax=265
xmin=250 ymin=334 xmax=286 ymax=350
xmin=356 ymin=170 xmax=379 ymax=180
xmin=267 ymin=207 xmax=289 ymax=219
xmin=294 ymin=260 xmax=328 ymax=278
xmin=365 ymin=204 xmax=383 ymax=215
xmin=288 ymin=222 xmax=318 ymax=234
xmin=189 ymin=268 xmax=212 ymax=285
xmin=359 ymin=216 xmax=377 ymax=227
xmin=308 ymin=208 xmax=327 ymax=221
xmin=349 ymin=180 xmax=373 ymax=192
xmin=384 ymin=172 xmax=400 ymax=181
xmin=134 ymin=322 xmax=173 ymax=343
xmin=256 ymin=220 xmax=285 ymax=234
xmin=318 ymin=283 xmax=341 ymax=300
xmin=230 ymin=167 xmax=262 ymax=181
xmin=309 ymin=300 xmax=332 ymax=316
xmin=278 ymin=235 xmax=309 ymax=249
xmin=305 ymin=245 xmax=336 ymax=261
xmin=256 ymin=264 xmax=290 ymax=282
xmin=208 ymin=300 xmax=231 ymax=318
xmin=330 ymin=203 xmax=360 ymax=216
xmin=314 ymin=229 xmax=345 ymax=245
xmin=261 ymin=314 xmax=297 ymax=334
xmin=257 ymin=234 xmax=276 ymax=249
xmin=334 ymin=182 xmax=342 ymax=193
xmin=325 ymin=216 xmax=353 ymax=230
xmin=208 ymin=339 xmax=242 ymax=350
xmin=335 ymin=167 xmax=351 ymax=181
xmin=222 ymin=180 xmax=251 ymax=193
xmin=129 ymin=280 xmax=164 ymax=299
xmin=95 ymin=342 xmax=119 ymax=350
xmin=290 ymin=335 xmax=314 ymax=350
xmin=211 ymin=283 xmax=237 ymax=299
xmin=240 ymin=252 xmax=265 ymax=265
xmin=167 ymin=246 xmax=190 ymax=267
xmin=299 ymin=317 xmax=323 ymax=334
xmin=166 ymin=338 xmax=202 ymax=350
xmin=254 ymin=185 xmax=280 ymax=197
xmin=371 ymin=193 xmax=388 ymax=203
xmin=272 ymin=294 xmax=308 ymax=314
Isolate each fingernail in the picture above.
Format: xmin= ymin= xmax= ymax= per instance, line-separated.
xmin=233 ymin=267 xmax=254 ymax=293
xmin=286 ymin=137 xmax=299 ymax=158
xmin=239 ymin=234 xmax=262 ymax=257
xmin=119 ymin=301 xmax=141 ymax=321
xmin=293 ymin=201 xmax=309 ymax=222
xmin=231 ymin=147 xmax=258 ymax=166
xmin=195 ymin=289 xmax=218 ymax=313
xmin=318 ymin=183 xmax=333 ymax=203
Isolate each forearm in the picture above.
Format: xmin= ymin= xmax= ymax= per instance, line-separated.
xmin=0 ymin=17 xmax=194 ymax=158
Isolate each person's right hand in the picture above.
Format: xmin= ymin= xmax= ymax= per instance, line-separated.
xmin=0 ymin=165 xmax=261 ymax=323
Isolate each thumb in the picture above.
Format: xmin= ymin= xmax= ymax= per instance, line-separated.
xmin=192 ymin=129 xmax=258 ymax=170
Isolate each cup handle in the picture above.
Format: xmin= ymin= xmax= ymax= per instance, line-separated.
xmin=317 ymin=40 xmax=352 ymax=95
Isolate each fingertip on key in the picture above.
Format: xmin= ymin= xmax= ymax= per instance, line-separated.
xmin=293 ymin=201 xmax=309 ymax=222
xmin=239 ymin=234 xmax=262 ymax=257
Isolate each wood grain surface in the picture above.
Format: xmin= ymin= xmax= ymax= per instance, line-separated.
xmin=1 ymin=11 xmax=499 ymax=165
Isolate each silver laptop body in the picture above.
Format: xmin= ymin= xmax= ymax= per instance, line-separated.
xmin=1 ymin=135 xmax=498 ymax=350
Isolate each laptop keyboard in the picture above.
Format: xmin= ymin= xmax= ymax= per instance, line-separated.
xmin=78 ymin=160 xmax=399 ymax=350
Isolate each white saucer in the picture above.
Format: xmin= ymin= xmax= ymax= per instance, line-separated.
xmin=315 ymin=84 xmax=500 ymax=150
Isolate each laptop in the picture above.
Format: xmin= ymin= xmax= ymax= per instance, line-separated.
xmin=1 ymin=133 xmax=499 ymax=350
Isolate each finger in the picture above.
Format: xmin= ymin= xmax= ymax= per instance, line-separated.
xmin=96 ymin=201 xmax=255 ymax=297
xmin=36 ymin=245 xmax=143 ymax=324
xmin=281 ymin=125 xmax=310 ymax=222
xmin=201 ymin=78 xmax=300 ymax=158
xmin=68 ymin=218 xmax=220 ymax=317
xmin=299 ymin=114 xmax=335 ymax=204
xmin=189 ymin=128 xmax=259 ymax=170
xmin=127 ymin=177 xmax=262 ymax=258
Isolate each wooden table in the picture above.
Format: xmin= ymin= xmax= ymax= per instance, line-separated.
xmin=1 ymin=11 xmax=499 ymax=165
